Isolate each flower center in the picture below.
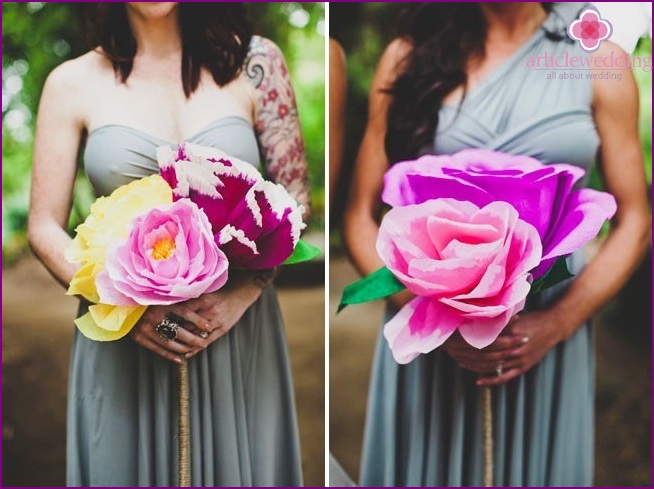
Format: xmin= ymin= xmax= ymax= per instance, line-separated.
xmin=151 ymin=237 xmax=176 ymax=260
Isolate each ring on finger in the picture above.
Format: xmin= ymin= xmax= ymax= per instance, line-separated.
xmin=155 ymin=317 xmax=181 ymax=341
xmin=496 ymin=362 xmax=504 ymax=377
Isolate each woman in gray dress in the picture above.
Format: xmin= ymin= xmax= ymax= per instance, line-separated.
xmin=28 ymin=3 xmax=308 ymax=486
xmin=343 ymin=2 xmax=650 ymax=486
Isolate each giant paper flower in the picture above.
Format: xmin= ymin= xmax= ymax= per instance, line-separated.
xmin=66 ymin=175 xmax=173 ymax=340
xmin=382 ymin=149 xmax=617 ymax=278
xmin=157 ymin=143 xmax=305 ymax=269
xmin=378 ymin=199 xmax=542 ymax=363
xmin=96 ymin=199 xmax=229 ymax=306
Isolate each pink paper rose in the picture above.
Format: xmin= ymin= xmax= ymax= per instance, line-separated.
xmin=96 ymin=199 xmax=229 ymax=306
xmin=382 ymin=149 xmax=617 ymax=278
xmin=377 ymin=198 xmax=542 ymax=364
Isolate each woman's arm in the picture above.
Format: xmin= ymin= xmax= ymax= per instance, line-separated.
xmin=183 ymin=38 xmax=310 ymax=355
xmin=552 ymin=48 xmax=651 ymax=338
xmin=329 ymin=38 xmax=347 ymax=205
xmin=476 ymin=42 xmax=651 ymax=386
xmin=343 ymin=39 xmax=413 ymax=309
xmin=28 ymin=61 xmax=85 ymax=288
xmin=245 ymin=36 xmax=310 ymax=214
xmin=29 ymin=60 xmax=209 ymax=363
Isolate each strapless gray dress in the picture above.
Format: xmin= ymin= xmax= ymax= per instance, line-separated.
xmin=360 ymin=3 xmax=599 ymax=486
xmin=67 ymin=117 xmax=303 ymax=487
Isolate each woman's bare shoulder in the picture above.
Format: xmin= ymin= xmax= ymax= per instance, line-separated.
xmin=44 ymin=49 xmax=112 ymax=93
xmin=378 ymin=37 xmax=412 ymax=77
xmin=590 ymin=40 xmax=638 ymax=109
xmin=246 ymin=35 xmax=284 ymax=60
xmin=40 ymin=50 xmax=113 ymax=127
xmin=385 ymin=37 xmax=412 ymax=60
xmin=241 ymin=35 xmax=289 ymax=95
xmin=369 ymin=37 xmax=413 ymax=93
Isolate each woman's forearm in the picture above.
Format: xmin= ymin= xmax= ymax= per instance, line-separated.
xmin=343 ymin=208 xmax=415 ymax=310
xmin=343 ymin=208 xmax=385 ymax=277
xmin=550 ymin=212 xmax=651 ymax=341
xmin=28 ymin=222 xmax=78 ymax=288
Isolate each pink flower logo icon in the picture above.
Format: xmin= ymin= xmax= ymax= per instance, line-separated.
xmin=568 ymin=7 xmax=612 ymax=52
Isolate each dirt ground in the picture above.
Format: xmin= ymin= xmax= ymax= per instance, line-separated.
xmin=2 ymin=253 xmax=325 ymax=487
xmin=329 ymin=254 xmax=651 ymax=487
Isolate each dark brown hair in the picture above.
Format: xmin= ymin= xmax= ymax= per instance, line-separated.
xmin=84 ymin=3 xmax=252 ymax=98
xmin=385 ymin=3 xmax=561 ymax=163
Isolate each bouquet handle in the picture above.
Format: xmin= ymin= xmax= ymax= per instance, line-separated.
xmin=482 ymin=385 xmax=493 ymax=487
xmin=178 ymin=356 xmax=191 ymax=486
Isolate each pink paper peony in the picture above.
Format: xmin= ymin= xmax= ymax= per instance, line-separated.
xmin=96 ymin=199 xmax=229 ymax=306
xmin=157 ymin=144 xmax=305 ymax=269
xmin=378 ymin=198 xmax=542 ymax=364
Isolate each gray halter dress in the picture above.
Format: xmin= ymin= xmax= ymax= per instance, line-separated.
xmin=360 ymin=3 xmax=599 ymax=486
xmin=67 ymin=116 xmax=303 ymax=486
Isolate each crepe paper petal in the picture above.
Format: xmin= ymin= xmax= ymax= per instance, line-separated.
xmin=66 ymin=174 xmax=173 ymax=288
xmin=457 ymin=306 xmax=522 ymax=350
xmin=65 ymin=175 xmax=173 ymax=340
xmin=372 ymin=198 xmax=541 ymax=356
xmin=529 ymin=256 xmax=574 ymax=296
xmin=282 ymin=239 xmax=322 ymax=265
xmin=338 ymin=266 xmax=407 ymax=313
xmin=97 ymin=200 xmax=229 ymax=306
xmin=381 ymin=149 xmax=616 ymax=279
xmin=157 ymin=143 xmax=307 ymax=270
xmin=74 ymin=304 xmax=147 ymax=341
xmin=540 ymin=188 xmax=617 ymax=262
xmin=383 ymin=296 xmax=463 ymax=364
xmin=66 ymin=263 xmax=101 ymax=303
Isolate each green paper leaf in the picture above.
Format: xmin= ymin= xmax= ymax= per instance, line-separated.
xmin=282 ymin=239 xmax=322 ymax=265
xmin=338 ymin=266 xmax=406 ymax=313
xmin=529 ymin=256 xmax=574 ymax=296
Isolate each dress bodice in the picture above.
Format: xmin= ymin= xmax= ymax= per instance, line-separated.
xmin=84 ymin=116 xmax=260 ymax=197
xmin=430 ymin=2 xmax=599 ymax=177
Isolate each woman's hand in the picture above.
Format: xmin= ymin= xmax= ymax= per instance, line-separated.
xmin=443 ymin=328 xmax=528 ymax=377
xmin=443 ymin=311 xmax=567 ymax=386
xmin=129 ymin=304 xmax=212 ymax=364
xmin=476 ymin=311 xmax=565 ymax=386
xmin=183 ymin=270 xmax=272 ymax=358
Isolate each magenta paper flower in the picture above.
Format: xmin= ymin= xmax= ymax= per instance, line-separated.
xmin=378 ymin=199 xmax=542 ymax=363
xmin=96 ymin=199 xmax=229 ymax=306
xmin=382 ymin=149 xmax=617 ymax=278
xmin=157 ymin=143 xmax=305 ymax=269
xmin=568 ymin=7 xmax=612 ymax=52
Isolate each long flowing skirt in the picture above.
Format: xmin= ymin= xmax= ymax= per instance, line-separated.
xmin=67 ymin=285 xmax=303 ymax=487
xmin=360 ymin=255 xmax=594 ymax=486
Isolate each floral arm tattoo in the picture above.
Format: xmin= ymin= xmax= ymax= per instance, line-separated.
xmin=244 ymin=37 xmax=310 ymax=217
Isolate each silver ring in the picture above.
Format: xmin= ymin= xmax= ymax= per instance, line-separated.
xmin=496 ymin=362 xmax=504 ymax=377
xmin=155 ymin=317 xmax=180 ymax=341
xmin=199 ymin=331 xmax=209 ymax=339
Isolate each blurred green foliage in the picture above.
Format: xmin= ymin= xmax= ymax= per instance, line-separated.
xmin=330 ymin=4 xmax=652 ymax=227
xmin=2 ymin=2 xmax=325 ymax=258
xmin=635 ymin=37 xmax=652 ymax=187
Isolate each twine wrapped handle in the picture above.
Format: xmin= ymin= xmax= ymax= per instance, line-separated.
xmin=482 ymin=385 xmax=493 ymax=487
xmin=178 ymin=356 xmax=191 ymax=486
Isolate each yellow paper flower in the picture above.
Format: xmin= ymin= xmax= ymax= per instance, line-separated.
xmin=66 ymin=175 xmax=172 ymax=341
